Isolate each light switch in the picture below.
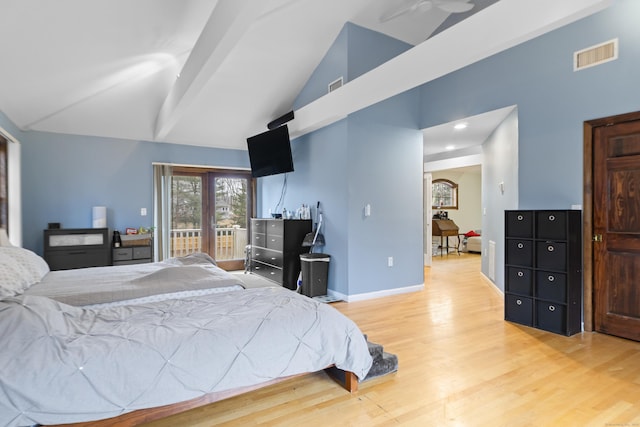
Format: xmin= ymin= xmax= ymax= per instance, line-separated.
xmin=140 ymin=208 xmax=147 ymax=216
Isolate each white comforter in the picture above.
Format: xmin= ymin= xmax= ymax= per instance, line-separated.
xmin=24 ymin=253 xmax=245 ymax=307
xmin=0 ymin=287 xmax=372 ymax=427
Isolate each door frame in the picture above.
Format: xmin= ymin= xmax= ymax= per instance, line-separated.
xmin=583 ymin=110 xmax=640 ymax=332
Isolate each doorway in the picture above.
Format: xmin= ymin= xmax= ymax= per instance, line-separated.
xmin=584 ymin=110 xmax=640 ymax=340
xmin=171 ymin=167 xmax=254 ymax=271
xmin=424 ymin=166 xmax=482 ymax=262
xmin=421 ymin=106 xmax=518 ymax=292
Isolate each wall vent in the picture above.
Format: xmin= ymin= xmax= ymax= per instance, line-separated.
xmin=328 ymin=77 xmax=343 ymax=93
xmin=574 ymin=38 xmax=618 ymax=71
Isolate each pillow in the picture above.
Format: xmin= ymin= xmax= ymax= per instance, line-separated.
xmin=465 ymin=230 xmax=481 ymax=237
xmin=0 ymin=252 xmax=31 ymax=297
xmin=0 ymin=247 xmax=50 ymax=288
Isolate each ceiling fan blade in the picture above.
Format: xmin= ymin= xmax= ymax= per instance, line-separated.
xmin=435 ymin=0 xmax=474 ymax=13
xmin=379 ymin=0 xmax=431 ymax=23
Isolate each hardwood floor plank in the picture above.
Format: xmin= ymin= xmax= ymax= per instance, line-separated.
xmin=146 ymin=254 xmax=640 ymax=426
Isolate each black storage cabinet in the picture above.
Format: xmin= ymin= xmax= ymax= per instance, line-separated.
xmin=249 ymin=219 xmax=311 ymax=290
xmin=44 ymin=228 xmax=110 ymax=271
xmin=504 ymin=210 xmax=582 ymax=336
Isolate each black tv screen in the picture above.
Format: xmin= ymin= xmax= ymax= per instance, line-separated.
xmin=246 ymin=125 xmax=294 ymax=178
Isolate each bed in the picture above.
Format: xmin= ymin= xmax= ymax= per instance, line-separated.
xmin=24 ymin=252 xmax=246 ymax=308
xmin=0 ymin=246 xmax=373 ymax=427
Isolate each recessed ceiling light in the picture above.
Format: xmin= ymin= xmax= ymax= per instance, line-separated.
xmin=445 ymin=145 xmax=455 ymax=150
xmin=454 ymin=123 xmax=468 ymax=130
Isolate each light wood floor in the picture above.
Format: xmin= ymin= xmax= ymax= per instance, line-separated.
xmin=148 ymin=254 xmax=640 ymax=426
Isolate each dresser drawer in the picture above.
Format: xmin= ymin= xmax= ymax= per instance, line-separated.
xmin=536 ymin=241 xmax=566 ymax=271
xmin=265 ymin=234 xmax=284 ymax=250
xmin=45 ymin=250 xmax=110 ymax=271
xmin=535 ymin=301 xmax=567 ymax=335
xmin=251 ymin=247 xmax=283 ymax=267
xmin=266 ymin=220 xmax=284 ymax=236
xmin=536 ymin=211 xmax=568 ymax=240
xmin=506 ymin=211 xmax=534 ymax=238
xmin=133 ymin=246 xmax=151 ymax=259
xmin=252 ymin=219 xmax=267 ymax=234
xmin=505 ymin=294 xmax=533 ymax=327
xmin=251 ymin=232 xmax=266 ymax=247
xmin=250 ymin=261 xmax=283 ymax=283
xmin=506 ymin=239 xmax=533 ymax=267
xmin=506 ymin=267 xmax=533 ymax=296
xmin=535 ymin=271 xmax=567 ymax=302
xmin=113 ymin=247 xmax=133 ymax=261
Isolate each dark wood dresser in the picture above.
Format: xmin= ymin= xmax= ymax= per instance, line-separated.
xmin=248 ymin=219 xmax=311 ymax=290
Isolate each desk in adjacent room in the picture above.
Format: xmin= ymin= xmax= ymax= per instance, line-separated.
xmin=432 ymin=219 xmax=460 ymax=256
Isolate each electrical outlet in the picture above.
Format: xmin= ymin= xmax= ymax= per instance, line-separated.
xmin=388 ymin=256 xmax=394 ymax=267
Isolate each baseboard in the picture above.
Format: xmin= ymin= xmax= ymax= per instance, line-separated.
xmin=480 ymin=271 xmax=503 ymax=296
xmin=328 ymin=283 xmax=424 ymax=303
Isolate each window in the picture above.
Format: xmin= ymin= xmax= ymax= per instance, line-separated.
xmin=432 ymin=179 xmax=458 ymax=210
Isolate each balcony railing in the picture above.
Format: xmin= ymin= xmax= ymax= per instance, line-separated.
xmin=170 ymin=227 xmax=247 ymax=260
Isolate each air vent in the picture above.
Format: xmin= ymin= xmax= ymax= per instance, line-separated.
xmin=574 ymin=38 xmax=618 ymax=71
xmin=328 ymin=77 xmax=343 ymax=93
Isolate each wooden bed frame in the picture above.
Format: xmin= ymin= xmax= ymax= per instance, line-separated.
xmin=48 ymin=368 xmax=358 ymax=427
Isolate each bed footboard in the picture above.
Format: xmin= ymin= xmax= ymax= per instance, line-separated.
xmin=47 ymin=368 xmax=358 ymax=427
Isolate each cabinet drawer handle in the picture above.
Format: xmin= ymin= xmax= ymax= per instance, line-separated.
xmin=548 ymin=215 xmax=556 ymax=221
xmin=547 ymin=245 xmax=555 ymax=252
xmin=548 ymin=275 xmax=555 ymax=282
xmin=517 ymin=243 xmax=524 ymax=249
xmin=517 ymin=214 xmax=524 ymax=221
xmin=517 ymin=271 xmax=524 ymax=277
xmin=516 ymin=299 xmax=522 ymax=306
xmin=548 ymin=305 xmax=556 ymax=312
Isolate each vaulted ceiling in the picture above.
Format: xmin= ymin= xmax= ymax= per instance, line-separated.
xmin=0 ymin=0 xmax=610 ymax=152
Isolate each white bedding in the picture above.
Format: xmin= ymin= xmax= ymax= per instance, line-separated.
xmin=0 ymin=288 xmax=373 ymax=427
xmin=24 ymin=253 xmax=245 ymax=307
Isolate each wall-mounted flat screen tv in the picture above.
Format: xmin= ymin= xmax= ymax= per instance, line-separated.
xmin=246 ymin=124 xmax=294 ymax=178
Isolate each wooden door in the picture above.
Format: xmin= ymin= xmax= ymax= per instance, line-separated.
xmin=592 ymin=112 xmax=640 ymax=341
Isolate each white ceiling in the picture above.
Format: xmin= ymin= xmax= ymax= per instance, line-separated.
xmin=0 ymin=0 xmax=610 ymax=153
xmin=422 ymin=106 xmax=515 ymax=157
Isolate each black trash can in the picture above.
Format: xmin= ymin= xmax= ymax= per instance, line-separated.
xmin=299 ymin=253 xmax=330 ymax=297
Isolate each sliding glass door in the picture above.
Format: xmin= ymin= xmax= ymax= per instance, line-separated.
xmin=171 ymin=168 xmax=253 ymax=270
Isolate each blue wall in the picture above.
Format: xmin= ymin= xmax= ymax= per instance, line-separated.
xmin=346 ymin=92 xmax=423 ymax=295
xmin=294 ymin=23 xmax=411 ymax=110
xmin=264 ymin=23 xmax=423 ymax=297
xmin=20 ymin=131 xmax=248 ymax=254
